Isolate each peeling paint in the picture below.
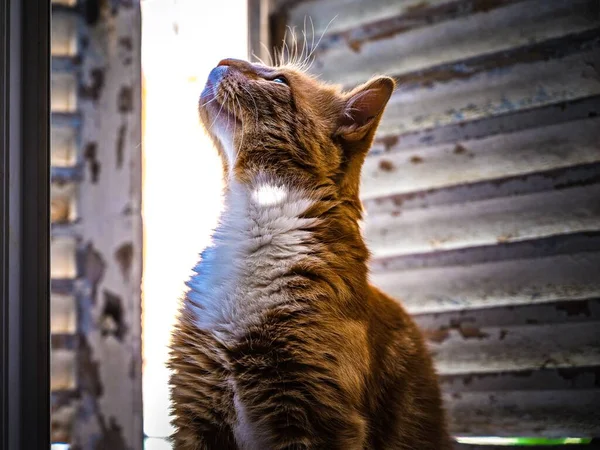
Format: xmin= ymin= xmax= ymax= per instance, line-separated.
xmin=453 ymin=143 xmax=467 ymax=154
xmin=116 ymin=124 xmax=126 ymax=169
xmin=117 ymin=86 xmax=133 ymax=113
xmin=114 ymin=242 xmax=134 ymax=280
xmin=378 ymin=159 xmax=395 ymax=172
xmin=83 ymin=242 xmax=106 ymax=304
xmin=80 ymin=68 xmax=106 ymax=102
xmin=118 ymin=36 xmax=132 ymax=51
xmin=100 ymin=290 xmax=127 ymax=341
xmin=52 ymin=1 xmax=142 ymax=447
xmin=84 ymin=142 xmax=101 ymax=184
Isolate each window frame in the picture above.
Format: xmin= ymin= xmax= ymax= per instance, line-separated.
xmin=0 ymin=0 xmax=51 ymax=448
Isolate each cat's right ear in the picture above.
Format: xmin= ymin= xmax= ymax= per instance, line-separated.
xmin=336 ymin=76 xmax=395 ymax=142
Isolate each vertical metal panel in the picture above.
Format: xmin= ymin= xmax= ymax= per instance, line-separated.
xmin=269 ymin=0 xmax=600 ymax=438
xmin=50 ymin=0 xmax=143 ymax=448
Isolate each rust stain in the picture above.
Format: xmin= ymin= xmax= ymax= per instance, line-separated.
xmin=117 ymin=86 xmax=133 ymax=113
xmin=84 ymin=242 xmax=106 ymax=304
xmin=379 ymin=159 xmax=395 ymax=172
xmin=376 ymin=135 xmax=399 ymax=151
xmin=454 ymin=143 xmax=467 ymax=154
xmin=118 ymin=36 xmax=133 ymax=51
xmin=423 ymin=328 xmax=450 ymax=344
xmin=114 ymin=242 xmax=134 ymax=280
xmin=346 ymin=34 xmax=362 ymax=53
xmin=101 ymin=290 xmax=127 ymax=341
xmin=116 ymin=124 xmax=127 ymax=169
xmin=410 ymin=155 xmax=424 ymax=164
xmin=121 ymin=203 xmax=133 ymax=216
xmin=84 ymin=142 xmax=101 ymax=184
xmin=457 ymin=324 xmax=489 ymax=340
xmin=79 ymin=68 xmax=105 ymax=102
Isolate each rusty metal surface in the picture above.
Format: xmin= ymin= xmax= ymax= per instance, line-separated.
xmin=447 ymin=389 xmax=600 ymax=436
xmin=365 ymin=184 xmax=600 ymax=258
xmin=267 ymin=0 xmax=600 ymax=438
xmin=50 ymin=0 xmax=143 ymax=448
xmin=371 ymin=251 xmax=600 ymax=314
xmin=361 ymin=117 xmax=600 ymax=201
xmin=377 ymin=49 xmax=600 ymax=136
xmin=305 ymin=0 xmax=599 ymax=86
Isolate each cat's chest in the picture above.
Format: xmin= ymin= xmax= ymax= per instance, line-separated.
xmin=185 ymin=183 xmax=316 ymax=337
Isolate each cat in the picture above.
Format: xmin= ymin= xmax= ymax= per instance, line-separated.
xmin=168 ymin=57 xmax=451 ymax=450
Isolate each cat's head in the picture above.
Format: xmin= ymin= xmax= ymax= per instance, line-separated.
xmin=199 ymin=58 xmax=394 ymax=198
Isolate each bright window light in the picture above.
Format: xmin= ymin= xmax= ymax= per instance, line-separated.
xmin=140 ymin=0 xmax=248 ymax=441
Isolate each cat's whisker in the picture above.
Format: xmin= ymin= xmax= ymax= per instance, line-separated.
xmin=207 ymin=92 xmax=228 ymax=132
xmin=283 ymin=38 xmax=291 ymax=67
xmin=199 ymin=96 xmax=219 ymax=108
xmin=251 ymin=50 xmax=268 ymax=67
xmin=278 ymin=27 xmax=290 ymax=67
xmin=305 ymin=15 xmax=337 ymax=67
xmin=286 ymin=25 xmax=296 ymax=66
xmin=259 ymin=42 xmax=274 ymax=66
xmin=310 ymin=16 xmax=315 ymax=58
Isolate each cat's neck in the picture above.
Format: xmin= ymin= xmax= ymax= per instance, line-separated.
xmin=186 ymin=175 xmax=370 ymax=330
xmin=218 ymin=175 xmax=370 ymax=276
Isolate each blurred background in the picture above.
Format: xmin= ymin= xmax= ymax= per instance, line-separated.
xmin=49 ymin=0 xmax=600 ymax=449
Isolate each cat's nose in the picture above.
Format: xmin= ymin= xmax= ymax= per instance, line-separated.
xmin=218 ymin=58 xmax=256 ymax=76
xmin=207 ymin=65 xmax=228 ymax=86
xmin=218 ymin=58 xmax=249 ymax=69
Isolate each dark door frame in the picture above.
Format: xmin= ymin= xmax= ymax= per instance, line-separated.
xmin=0 ymin=0 xmax=50 ymax=448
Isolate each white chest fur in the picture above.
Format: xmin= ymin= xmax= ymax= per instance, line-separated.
xmin=185 ymin=180 xmax=318 ymax=341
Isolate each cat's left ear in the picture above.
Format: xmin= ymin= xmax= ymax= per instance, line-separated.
xmin=336 ymin=76 xmax=395 ymax=142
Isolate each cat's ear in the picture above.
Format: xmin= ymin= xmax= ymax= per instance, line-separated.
xmin=336 ymin=76 xmax=395 ymax=142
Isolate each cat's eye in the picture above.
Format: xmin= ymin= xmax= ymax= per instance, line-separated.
xmin=272 ymin=76 xmax=288 ymax=85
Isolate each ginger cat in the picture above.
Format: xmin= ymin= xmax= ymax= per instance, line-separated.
xmin=168 ymin=57 xmax=451 ymax=450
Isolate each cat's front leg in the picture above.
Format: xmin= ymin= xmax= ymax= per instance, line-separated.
xmin=169 ymin=319 xmax=239 ymax=450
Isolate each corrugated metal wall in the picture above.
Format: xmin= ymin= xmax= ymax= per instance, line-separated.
xmin=51 ymin=0 xmax=143 ymax=448
xmin=262 ymin=0 xmax=600 ymax=439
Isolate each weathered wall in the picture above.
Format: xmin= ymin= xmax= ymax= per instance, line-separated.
xmin=51 ymin=0 xmax=143 ymax=448
xmin=265 ymin=0 xmax=600 ymax=438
